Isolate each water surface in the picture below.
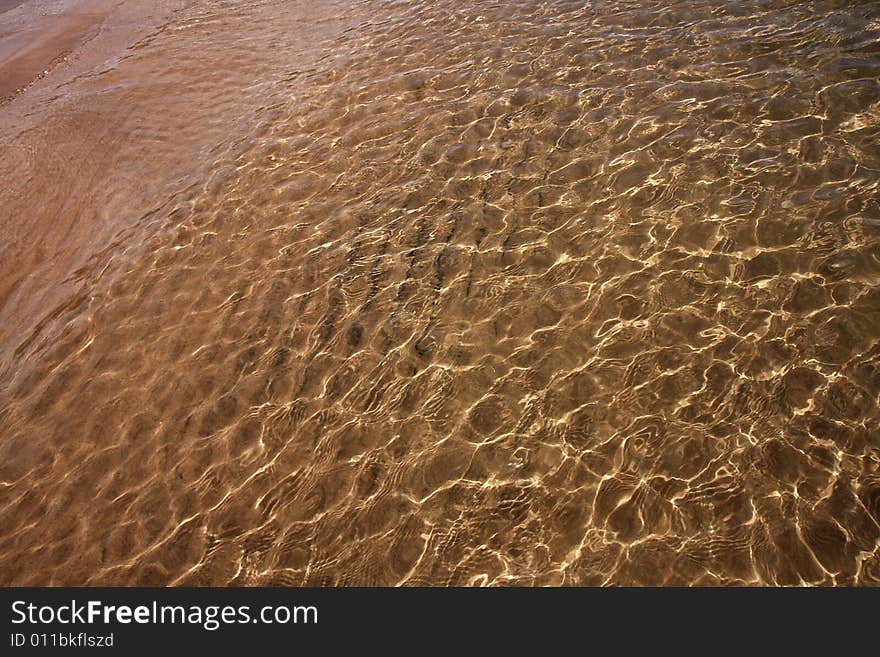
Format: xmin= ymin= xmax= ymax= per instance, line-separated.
xmin=1 ymin=0 xmax=879 ymax=586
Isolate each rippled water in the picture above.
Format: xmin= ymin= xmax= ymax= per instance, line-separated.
xmin=1 ymin=0 xmax=879 ymax=586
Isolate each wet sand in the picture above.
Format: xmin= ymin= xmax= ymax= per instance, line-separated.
xmin=1 ymin=0 xmax=879 ymax=586
xmin=0 ymin=1 xmax=28 ymax=14
xmin=0 ymin=0 xmax=187 ymax=375
xmin=0 ymin=1 xmax=105 ymax=102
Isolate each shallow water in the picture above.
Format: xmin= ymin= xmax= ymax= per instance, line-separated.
xmin=1 ymin=0 xmax=879 ymax=586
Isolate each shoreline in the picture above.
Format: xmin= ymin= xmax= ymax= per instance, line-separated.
xmin=0 ymin=0 xmax=359 ymax=384
xmin=0 ymin=0 xmax=189 ymax=381
xmin=0 ymin=1 xmax=28 ymax=14
xmin=0 ymin=1 xmax=117 ymax=104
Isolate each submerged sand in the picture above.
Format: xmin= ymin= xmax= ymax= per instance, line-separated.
xmin=1 ymin=0 xmax=879 ymax=586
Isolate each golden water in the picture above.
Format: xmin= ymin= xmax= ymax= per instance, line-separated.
xmin=1 ymin=0 xmax=879 ymax=585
